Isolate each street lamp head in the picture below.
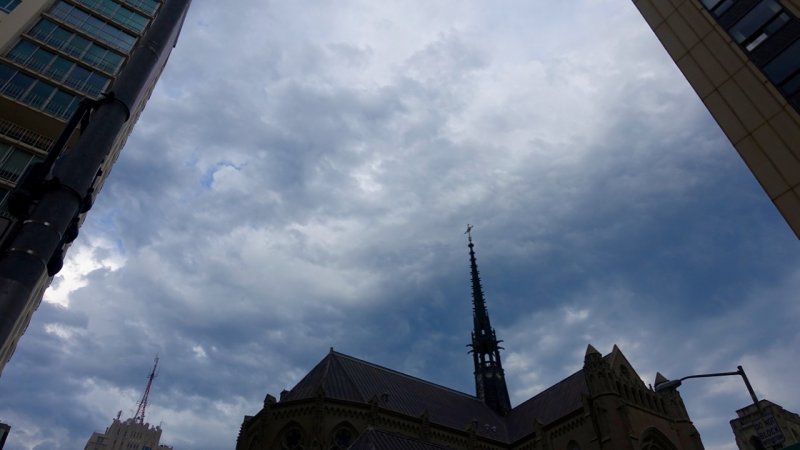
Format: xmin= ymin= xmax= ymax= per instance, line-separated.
xmin=654 ymin=379 xmax=682 ymax=392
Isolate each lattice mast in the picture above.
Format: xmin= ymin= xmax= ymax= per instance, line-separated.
xmin=134 ymin=356 xmax=159 ymax=424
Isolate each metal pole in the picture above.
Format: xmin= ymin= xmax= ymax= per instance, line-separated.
xmin=0 ymin=0 xmax=192 ymax=375
xmin=737 ymin=365 xmax=761 ymax=409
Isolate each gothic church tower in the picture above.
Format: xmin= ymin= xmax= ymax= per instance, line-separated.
xmin=466 ymin=225 xmax=511 ymax=415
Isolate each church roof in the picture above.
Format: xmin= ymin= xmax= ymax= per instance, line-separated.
xmin=505 ymin=369 xmax=588 ymax=441
xmin=282 ymin=351 xmax=509 ymax=440
xmin=281 ymin=350 xmax=595 ymax=444
xmin=348 ymin=428 xmax=456 ymax=450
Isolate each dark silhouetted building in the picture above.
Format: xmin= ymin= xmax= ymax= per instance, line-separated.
xmin=731 ymin=399 xmax=800 ymax=450
xmin=236 ymin=237 xmax=706 ymax=449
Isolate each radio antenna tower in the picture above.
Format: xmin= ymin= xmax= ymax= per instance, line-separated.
xmin=133 ymin=356 xmax=159 ymax=424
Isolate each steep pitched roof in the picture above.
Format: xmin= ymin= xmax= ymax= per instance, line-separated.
xmin=282 ymin=351 xmax=509 ymax=441
xmin=281 ymin=350 xmax=615 ymax=444
xmin=348 ymin=428 xmax=456 ymax=450
xmin=505 ymin=369 xmax=588 ymax=441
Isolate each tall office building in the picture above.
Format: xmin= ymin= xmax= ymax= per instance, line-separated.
xmin=632 ymin=0 xmax=800 ymax=238
xmin=0 ymin=0 xmax=187 ymax=374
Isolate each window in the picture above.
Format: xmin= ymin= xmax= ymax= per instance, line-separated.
xmin=24 ymin=80 xmax=56 ymax=107
xmin=329 ymin=424 xmax=357 ymax=450
xmin=0 ymin=63 xmax=80 ymax=118
xmin=83 ymin=43 xmax=123 ymax=73
xmin=120 ymin=0 xmax=159 ymax=16
xmin=640 ymin=428 xmax=678 ymax=450
xmin=280 ymin=426 xmax=305 ymax=450
xmin=0 ymin=187 xmax=9 ymax=212
xmin=29 ymin=48 xmax=57 ymax=72
xmin=73 ymin=0 xmax=150 ymax=32
xmin=3 ymin=71 xmax=35 ymax=99
xmin=764 ymin=38 xmax=800 ymax=95
xmin=0 ymin=0 xmax=21 ymax=13
xmin=45 ymin=56 xmax=73 ymax=80
xmin=63 ymin=34 xmax=91 ymax=58
xmin=0 ymin=144 xmax=41 ymax=183
xmin=704 ymin=0 xmax=735 ymax=17
xmin=26 ymin=21 xmax=125 ymax=74
xmin=8 ymin=41 xmax=37 ymax=62
xmin=8 ymin=41 xmax=111 ymax=96
xmin=49 ymin=2 xmax=136 ymax=51
xmin=65 ymin=65 xmax=91 ymax=90
xmin=728 ymin=0 xmax=787 ymax=51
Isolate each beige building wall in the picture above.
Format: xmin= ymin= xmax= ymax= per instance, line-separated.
xmin=632 ymin=0 xmax=800 ymax=239
xmin=84 ymin=417 xmax=172 ymax=450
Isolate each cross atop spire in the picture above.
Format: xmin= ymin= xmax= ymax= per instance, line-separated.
xmin=465 ymin=226 xmax=511 ymax=415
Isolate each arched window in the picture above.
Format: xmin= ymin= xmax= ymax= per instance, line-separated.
xmin=640 ymin=428 xmax=678 ymax=450
xmin=329 ymin=422 xmax=358 ymax=450
xmin=279 ymin=424 xmax=306 ymax=450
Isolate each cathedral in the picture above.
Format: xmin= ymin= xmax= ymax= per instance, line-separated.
xmin=235 ymin=232 xmax=706 ymax=450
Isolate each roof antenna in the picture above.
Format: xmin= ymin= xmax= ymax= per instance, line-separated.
xmin=133 ymin=356 xmax=159 ymax=424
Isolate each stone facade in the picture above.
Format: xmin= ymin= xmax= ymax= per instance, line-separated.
xmin=84 ymin=417 xmax=172 ymax=450
xmin=730 ymin=400 xmax=800 ymax=449
xmin=235 ymin=346 xmax=704 ymax=450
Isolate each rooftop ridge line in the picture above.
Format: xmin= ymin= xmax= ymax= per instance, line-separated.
xmin=331 ymin=351 xmax=490 ymax=403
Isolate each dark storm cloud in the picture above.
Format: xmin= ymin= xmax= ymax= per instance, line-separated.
xmin=1 ymin=1 xmax=798 ymax=450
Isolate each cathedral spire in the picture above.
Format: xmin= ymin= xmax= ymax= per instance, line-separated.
xmin=465 ymin=225 xmax=511 ymax=415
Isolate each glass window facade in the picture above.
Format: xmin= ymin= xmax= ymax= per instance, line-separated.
xmin=702 ymin=0 xmax=800 ymax=111
xmin=706 ymin=0 xmax=735 ymax=17
xmin=73 ymin=0 xmax=149 ymax=32
xmin=27 ymin=19 xmax=124 ymax=73
xmin=0 ymin=143 xmax=42 ymax=184
xmin=120 ymin=0 xmax=159 ymax=16
xmin=0 ymin=0 xmax=21 ymax=13
xmin=764 ymin=38 xmax=800 ymax=97
xmin=0 ymin=63 xmax=80 ymax=119
xmin=8 ymin=40 xmax=111 ymax=97
xmin=728 ymin=0 xmax=787 ymax=50
xmin=49 ymin=2 xmax=137 ymax=51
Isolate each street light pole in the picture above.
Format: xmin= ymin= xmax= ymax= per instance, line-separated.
xmin=654 ymin=365 xmax=779 ymax=449
xmin=654 ymin=365 xmax=761 ymax=413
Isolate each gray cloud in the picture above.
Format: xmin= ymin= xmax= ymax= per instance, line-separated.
xmin=0 ymin=1 xmax=797 ymax=449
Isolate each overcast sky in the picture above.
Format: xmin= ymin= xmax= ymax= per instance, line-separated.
xmin=2 ymin=1 xmax=799 ymax=449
